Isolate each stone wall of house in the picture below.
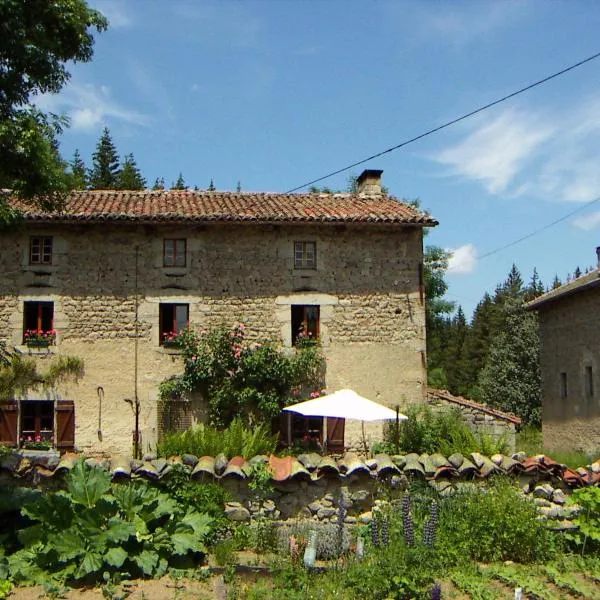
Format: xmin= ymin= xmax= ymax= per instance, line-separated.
xmin=537 ymin=286 xmax=600 ymax=453
xmin=0 ymin=222 xmax=426 ymax=454
xmin=425 ymin=391 xmax=517 ymax=452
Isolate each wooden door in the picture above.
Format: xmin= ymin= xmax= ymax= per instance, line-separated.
xmin=326 ymin=417 xmax=345 ymax=453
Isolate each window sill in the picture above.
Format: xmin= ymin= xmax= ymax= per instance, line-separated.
xmin=17 ymin=345 xmax=56 ymax=356
xmin=158 ymin=346 xmax=183 ymax=356
xmin=162 ymin=268 xmax=190 ymax=277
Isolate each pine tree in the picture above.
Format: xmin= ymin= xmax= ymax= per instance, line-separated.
xmin=236 ymin=181 xmax=242 ymax=193
xmin=443 ymin=306 xmax=468 ymax=394
xmin=551 ymin=275 xmax=562 ymax=289
xmin=208 ymin=178 xmax=215 ymax=191
xmin=460 ymin=293 xmax=499 ymax=398
xmin=152 ymin=177 xmax=165 ymax=190
xmin=69 ymin=149 xmax=87 ymax=189
xmin=172 ymin=172 xmax=186 ymax=190
xmin=89 ymin=127 xmax=121 ymax=189
xmin=524 ymin=268 xmax=544 ymax=301
xmin=574 ymin=266 xmax=582 ymax=278
xmin=118 ymin=153 xmax=146 ymax=190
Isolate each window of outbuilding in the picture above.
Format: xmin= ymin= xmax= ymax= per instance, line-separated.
xmin=294 ymin=241 xmax=316 ymax=269
xmin=163 ymin=239 xmax=186 ymax=267
xmin=159 ymin=303 xmax=189 ymax=345
xmin=29 ymin=236 xmax=53 ymax=265
xmin=585 ymin=365 xmax=594 ymax=398
xmin=560 ymin=372 xmax=568 ymax=399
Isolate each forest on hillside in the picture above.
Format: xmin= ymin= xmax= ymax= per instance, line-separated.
xmin=426 ymin=261 xmax=596 ymax=427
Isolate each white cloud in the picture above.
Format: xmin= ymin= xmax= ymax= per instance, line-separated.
xmin=435 ymin=109 xmax=553 ymax=195
xmin=573 ymin=211 xmax=600 ymax=231
xmin=448 ymin=244 xmax=478 ymax=274
xmin=35 ymin=82 xmax=148 ymax=131
xmin=432 ymin=95 xmax=600 ymax=203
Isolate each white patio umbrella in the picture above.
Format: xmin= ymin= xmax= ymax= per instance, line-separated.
xmin=282 ymin=389 xmax=408 ymax=453
xmin=283 ymin=389 xmax=407 ymax=422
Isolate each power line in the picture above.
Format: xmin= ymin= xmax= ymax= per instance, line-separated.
xmin=478 ymin=194 xmax=600 ymax=261
xmin=285 ymin=50 xmax=600 ymax=193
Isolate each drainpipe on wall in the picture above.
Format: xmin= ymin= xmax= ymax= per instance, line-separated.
xmin=133 ymin=245 xmax=140 ymax=459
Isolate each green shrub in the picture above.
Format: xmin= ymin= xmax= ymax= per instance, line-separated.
xmin=157 ymin=417 xmax=278 ymax=459
xmin=436 ymin=478 xmax=556 ymax=564
xmin=376 ymin=404 xmax=508 ymax=456
xmin=7 ymin=461 xmax=213 ymax=584
xmin=158 ymin=324 xmax=325 ymax=427
xmin=157 ymin=463 xmax=229 ymax=517
xmin=567 ymin=486 xmax=600 ymax=554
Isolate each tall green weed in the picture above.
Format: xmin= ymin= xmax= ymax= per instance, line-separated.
xmin=157 ymin=417 xmax=278 ymax=459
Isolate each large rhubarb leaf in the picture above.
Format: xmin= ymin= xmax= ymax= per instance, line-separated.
xmin=21 ymin=491 xmax=73 ymax=531
xmin=67 ymin=461 xmax=111 ymax=508
xmin=52 ymin=528 xmax=86 ymax=562
xmin=102 ymin=518 xmax=135 ymax=544
xmin=170 ymin=531 xmax=205 ymax=555
xmin=74 ymin=550 xmax=103 ymax=579
xmin=104 ymin=547 xmax=127 ymax=568
xmin=132 ymin=550 xmax=158 ymax=575
xmin=179 ymin=511 xmax=213 ymax=537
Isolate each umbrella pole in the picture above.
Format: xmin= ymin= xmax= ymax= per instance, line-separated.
xmin=395 ymin=405 xmax=400 ymax=451
xmin=361 ymin=421 xmax=369 ymax=457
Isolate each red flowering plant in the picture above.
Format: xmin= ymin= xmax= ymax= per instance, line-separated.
xmin=20 ymin=433 xmax=52 ymax=451
xmin=162 ymin=330 xmax=183 ymax=348
xmin=24 ymin=329 xmax=57 ymax=347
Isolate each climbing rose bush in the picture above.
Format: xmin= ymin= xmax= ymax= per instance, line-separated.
xmin=158 ymin=323 xmax=325 ymax=427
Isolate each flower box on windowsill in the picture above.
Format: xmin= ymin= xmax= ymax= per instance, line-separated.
xmin=162 ymin=340 xmax=181 ymax=349
xmin=21 ymin=441 xmax=52 ymax=451
xmin=24 ymin=330 xmax=56 ymax=348
xmin=26 ymin=338 xmax=52 ymax=348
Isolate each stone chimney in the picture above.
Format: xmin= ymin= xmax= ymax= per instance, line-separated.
xmin=356 ymin=169 xmax=383 ymax=195
xmin=596 ymin=246 xmax=600 ymax=269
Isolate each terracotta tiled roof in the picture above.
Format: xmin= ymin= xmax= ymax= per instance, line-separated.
xmin=10 ymin=190 xmax=437 ymax=226
xmin=525 ymin=269 xmax=600 ymax=310
xmin=2 ymin=451 xmax=598 ymax=488
xmin=427 ymin=388 xmax=522 ymax=425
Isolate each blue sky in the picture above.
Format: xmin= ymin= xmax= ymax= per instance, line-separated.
xmin=38 ymin=1 xmax=600 ymax=318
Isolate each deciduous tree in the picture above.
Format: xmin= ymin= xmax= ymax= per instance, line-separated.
xmin=0 ymin=0 xmax=106 ymax=206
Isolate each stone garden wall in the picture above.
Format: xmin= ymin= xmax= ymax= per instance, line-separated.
xmin=1 ymin=450 xmax=597 ymax=534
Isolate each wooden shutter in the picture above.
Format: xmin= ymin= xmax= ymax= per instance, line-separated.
xmin=326 ymin=417 xmax=345 ymax=453
xmin=56 ymin=400 xmax=75 ymax=450
xmin=0 ymin=401 xmax=18 ymax=446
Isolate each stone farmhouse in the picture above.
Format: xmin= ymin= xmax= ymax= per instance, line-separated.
xmin=526 ymin=249 xmax=600 ymax=454
xmin=0 ymin=170 xmax=436 ymax=455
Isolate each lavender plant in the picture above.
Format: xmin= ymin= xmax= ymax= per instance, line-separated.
xmin=423 ymin=501 xmax=439 ymax=548
xmin=402 ymin=494 xmax=415 ymax=547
